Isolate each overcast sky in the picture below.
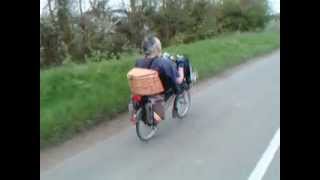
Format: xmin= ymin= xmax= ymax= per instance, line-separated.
xmin=269 ymin=0 xmax=280 ymax=13
xmin=40 ymin=0 xmax=280 ymax=15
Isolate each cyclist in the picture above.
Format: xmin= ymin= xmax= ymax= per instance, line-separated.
xmin=134 ymin=35 xmax=185 ymax=123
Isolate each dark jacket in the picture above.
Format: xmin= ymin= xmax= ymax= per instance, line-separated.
xmin=135 ymin=56 xmax=179 ymax=93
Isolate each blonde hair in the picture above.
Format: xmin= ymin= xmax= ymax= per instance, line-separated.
xmin=153 ymin=37 xmax=162 ymax=57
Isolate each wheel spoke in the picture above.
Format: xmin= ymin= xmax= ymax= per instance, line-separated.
xmin=136 ymin=108 xmax=157 ymax=141
xmin=175 ymin=91 xmax=191 ymax=118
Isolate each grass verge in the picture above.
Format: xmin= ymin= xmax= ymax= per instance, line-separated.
xmin=40 ymin=31 xmax=280 ymax=148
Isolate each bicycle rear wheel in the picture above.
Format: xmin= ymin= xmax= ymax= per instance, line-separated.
xmin=136 ymin=107 xmax=158 ymax=141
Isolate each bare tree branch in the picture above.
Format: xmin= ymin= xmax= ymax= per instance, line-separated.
xmin=89 ymin=0 xmax=98 ymax=9
xmin=79 ymin=0 xmax=83 ymax=16
xmin=48 ymin=0 xmax=55 ymax=20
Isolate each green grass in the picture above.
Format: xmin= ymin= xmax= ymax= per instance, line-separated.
xmin=40 ymin=31 xmax=280 ymax=148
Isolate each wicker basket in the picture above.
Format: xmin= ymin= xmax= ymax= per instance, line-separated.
xmin=127 ymin=68 xmax=164 ymax=96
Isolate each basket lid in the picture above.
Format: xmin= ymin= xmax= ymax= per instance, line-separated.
xmin=127 ymin=68 xmax=158 ymax=78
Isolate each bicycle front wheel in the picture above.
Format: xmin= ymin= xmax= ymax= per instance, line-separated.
xmin=175 ymin=90 xmax=191 ymax=119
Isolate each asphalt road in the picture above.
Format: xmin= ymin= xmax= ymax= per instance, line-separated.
xmin=41 ymin=50 xmax=280 ymax=180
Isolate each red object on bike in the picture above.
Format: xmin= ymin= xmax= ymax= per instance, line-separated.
xmin=132 ymin=95 xmax=142 ymax=102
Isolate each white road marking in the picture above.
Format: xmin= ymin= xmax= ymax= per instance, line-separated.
xmin=248 ymin=128 xmax=280 ymax=180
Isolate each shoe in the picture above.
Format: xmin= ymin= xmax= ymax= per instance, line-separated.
xmin=153 ymin=112 xmax=162 ymax=124
xmin=130 ymin=114 xmax=137 ymax=124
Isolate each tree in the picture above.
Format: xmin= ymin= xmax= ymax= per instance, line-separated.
xmin=40 ymin=0 xmax=271 ymax=68
xmin=56 ymin=0 xmax=72 ymax=46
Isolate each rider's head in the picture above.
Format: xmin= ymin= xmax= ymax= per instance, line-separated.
xmin=142 ymin=35 xmax=162 ymax=59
